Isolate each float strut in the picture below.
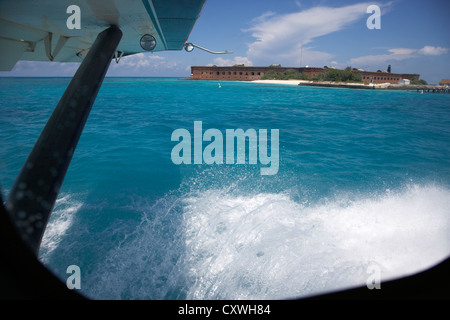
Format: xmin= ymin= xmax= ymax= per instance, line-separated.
xmin=5 ymin=26 xmax=123 ymax=255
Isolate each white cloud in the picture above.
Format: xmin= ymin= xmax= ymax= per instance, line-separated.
xmin=104 ymin=52 xmax=189 ymax=76
xmin=349 ymin=48 xmax=416 ymax=66
xmin=212 ymin=56 xmax=253 ymax=66
xmin=251 ymin=11 xmax=276 ymax=24
xmin=0 ymin=53 xmax=178 ymax=77
xmin=245 ymin=2 xmax=378 ymax=66
xmin=117 ymin=53 xmax=166 ymax=69
xmin=349 ymin=45 xmax=449 ymax=67
xmin=388 ymin=48 xmax=417 ymax=55
xmin=1 ymin=60 xmax=80 ymax=76
xmin=418 ymin=46 xmax=449 ymax=56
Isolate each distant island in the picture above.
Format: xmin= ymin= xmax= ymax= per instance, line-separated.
xmin=190 ymin=64 xmax=424 ymax=85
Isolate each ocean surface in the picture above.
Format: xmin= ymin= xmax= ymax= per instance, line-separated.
xmin=1 ymin=77 xmax=450 ymax=299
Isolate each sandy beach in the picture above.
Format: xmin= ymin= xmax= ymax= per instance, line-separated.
xmin=250 ymin=79 xmax=378 ymax=88
xmin=250 ymin=80 xmax=310 ymax=85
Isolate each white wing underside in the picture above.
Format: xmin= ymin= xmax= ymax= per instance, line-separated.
xmin=0 ymin=0 xmax=205 ymax=71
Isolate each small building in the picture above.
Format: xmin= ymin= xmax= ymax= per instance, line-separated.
xmin=439 ymin=79 xmax=450 ymax=87
xmin=399 ymin=79 xmax=410 ymax=85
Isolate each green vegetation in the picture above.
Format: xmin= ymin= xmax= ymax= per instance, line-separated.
xmin=411 ymin=79 xmax=428 ymax=85
xmin=261 ymin=67 xmax=363 ymax=83
xmin=261 ymin=69 xmax=310 ymax=80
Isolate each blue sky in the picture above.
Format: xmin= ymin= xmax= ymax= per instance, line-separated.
xmin=2 ymin=0 xmax=449 ymax=84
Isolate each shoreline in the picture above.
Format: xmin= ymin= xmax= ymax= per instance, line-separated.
xmin=249 ymin=79 xmax=381 ymax=88
xmin=249 ymin=79 xmax=449 ymax=92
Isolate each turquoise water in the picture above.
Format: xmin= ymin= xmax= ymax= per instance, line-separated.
xmin=1 ymin=77 xmax=450 ymax=299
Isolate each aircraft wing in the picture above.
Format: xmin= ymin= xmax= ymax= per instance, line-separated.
xmin=0 ymin=0 xmax=206 ymax=71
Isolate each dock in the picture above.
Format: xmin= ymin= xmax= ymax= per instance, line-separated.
xmin=414 ymin=86 xmax=450 ymax=94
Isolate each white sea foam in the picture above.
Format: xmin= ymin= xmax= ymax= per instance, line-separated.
xmin=79 ymin=184 xmax=450 ymax=300
xmin=181 ymin=184 xmax=450 ymax=299
xmin=39 ymin=194 xmax=82 ymax=261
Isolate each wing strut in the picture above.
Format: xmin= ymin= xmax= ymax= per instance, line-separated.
xmin=5 ymin=25 xmax=123 ymax=255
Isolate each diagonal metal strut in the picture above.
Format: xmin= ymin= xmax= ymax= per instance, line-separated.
xmin=5 ymin=26 xmax=123 ymax=255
